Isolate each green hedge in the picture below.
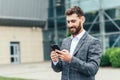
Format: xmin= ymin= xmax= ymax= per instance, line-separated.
xmin=100 ymin=48 xmax=112 ymax=66
xmin=100 ymin=47 xmax=120 ymax=67
xmin=100 ymin=53 xmax=110 ymax=66
xmin=110 ymin=48 xmax=120 ymax=67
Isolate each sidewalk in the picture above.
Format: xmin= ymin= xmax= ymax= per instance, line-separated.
xmin=0 ymin=61 xmax=119 ymax=80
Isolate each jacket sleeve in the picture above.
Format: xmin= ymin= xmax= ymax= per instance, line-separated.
xmin=69 ymin=39 xmax=102 ymax=76
xmin=51 ymin=60 xmax=62 ymax=72
xmin=51 ymin=39 xmax=66 ymax=72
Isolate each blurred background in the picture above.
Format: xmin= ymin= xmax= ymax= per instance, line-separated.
xmin=0 ymin=0 xmax=119 ymax=67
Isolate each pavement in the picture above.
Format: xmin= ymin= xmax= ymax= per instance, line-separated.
xmin=0 ymin=61 xmax=119 ymax=80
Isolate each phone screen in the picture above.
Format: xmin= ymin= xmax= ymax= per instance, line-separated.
xmin=51 ymin=44 xmax=60 ymax=51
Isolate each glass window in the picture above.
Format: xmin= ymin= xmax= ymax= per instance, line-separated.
xmin=48 ymin=19 xmax=54 ymax=29
xmin=48 ymin=7 xmax=54 ymax=18
xmin=48 ymin=0 xmax=54 ymax=18
xmin=115 ymin=7 xmax=120 ymax=19
xmin=85 ymin=11 xmax=98 ymax=23
xmin=11 ymin=57 xmax=14 ymax=62
xmin=10 ymin=46 xmax=14 ymax=55
xmin=56 ymin=6 xmax=65 ymax=16
xmin=57 ymin=17 xmax=66 ymax=30
xmin=56 ymin=0 xmax=65 ymax=16
xmin=105 ymin=9 xmax=115 ymax=20
xmin=70 ymin=0 xmax=80 ymax=7
xmin=84 ymin=23 xmax=100 ymax=34
xmin=105 ymin=21 xmax=120 ymax=32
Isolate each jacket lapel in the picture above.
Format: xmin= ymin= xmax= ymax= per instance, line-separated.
xmin=67 ymin=38 xmax=72 ymax=52
xmin=73 ymin=32 xmax=88 ymax=56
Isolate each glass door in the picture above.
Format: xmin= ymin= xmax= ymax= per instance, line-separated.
xmin=10 ymin=42 xmax=20 ymax=64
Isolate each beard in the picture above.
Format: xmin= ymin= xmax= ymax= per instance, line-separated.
xmin=69 ymin=22 xmax=81 ymax=35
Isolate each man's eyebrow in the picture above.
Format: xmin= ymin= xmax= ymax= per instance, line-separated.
xmin=67 ymin=19 xmax=76 ymax=21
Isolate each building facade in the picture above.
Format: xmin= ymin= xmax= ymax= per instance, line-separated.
xmin=0 ymin=0 xmax=48 ymax=64
xmin=0 ymin=26 xmax=43 ymax=64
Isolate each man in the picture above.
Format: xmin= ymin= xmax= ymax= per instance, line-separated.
xmin=50 ymin=6 xmax=102 ymax=80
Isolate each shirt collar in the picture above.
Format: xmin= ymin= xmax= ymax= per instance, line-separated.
xmin=70 ymin=29 xmax=86 ymax=40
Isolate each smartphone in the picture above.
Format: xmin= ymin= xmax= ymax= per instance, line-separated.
xmin=51 ymin=44 xmax=60 ymax=51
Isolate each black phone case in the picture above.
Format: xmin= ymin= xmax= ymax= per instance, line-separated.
xmin=51 ymin=44 xmax=60 ymax=51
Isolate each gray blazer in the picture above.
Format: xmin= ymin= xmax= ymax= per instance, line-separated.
xmin=52 ymin=32 xmax=102 ymax=80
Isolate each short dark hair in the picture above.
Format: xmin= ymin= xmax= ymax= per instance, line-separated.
xmin=65 ymin=6 xmax=84 ymax=17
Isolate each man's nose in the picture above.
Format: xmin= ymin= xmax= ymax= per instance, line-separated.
xmin=68 ymin=22 xmax=73 ymax=28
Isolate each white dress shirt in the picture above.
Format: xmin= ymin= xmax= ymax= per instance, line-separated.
xmin=70 ymin=30 xmax=85 ymax=56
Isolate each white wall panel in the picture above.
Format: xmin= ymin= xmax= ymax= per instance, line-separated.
xmin=0 ymin=0 xmax=48 ymax=20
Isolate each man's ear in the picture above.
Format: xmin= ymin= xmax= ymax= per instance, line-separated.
xmin=81 ymin=16 xmax=85 ymax=23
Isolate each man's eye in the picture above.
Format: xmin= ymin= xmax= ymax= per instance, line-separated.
xmin=67 ymin=20 xmax=76 ymax=23
xmin=67 ymin=21 xmax=70 ymax=23
xmin=71 ymin=20 xmax=76 ymax=23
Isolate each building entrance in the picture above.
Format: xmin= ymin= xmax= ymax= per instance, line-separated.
xmin=10 ymin=42 xmax=20 ymax=64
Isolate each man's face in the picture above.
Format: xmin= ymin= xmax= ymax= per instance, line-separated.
xmin=66 ymin=13 xmax=84 ymax=35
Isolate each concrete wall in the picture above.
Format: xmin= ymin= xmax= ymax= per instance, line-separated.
xmin=0 ymin=26 xmax=43 ymax=64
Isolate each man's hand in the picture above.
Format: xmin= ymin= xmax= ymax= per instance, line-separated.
xmin=56 ymin=49 xmax=72 ymax=62
xmin=50 ymin=51 xmax=59 ymax=62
